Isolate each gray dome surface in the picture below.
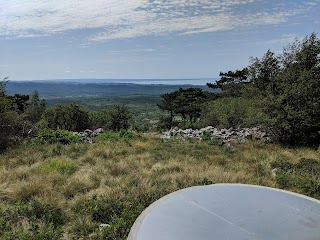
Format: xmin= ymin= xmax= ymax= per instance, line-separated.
xmin=128 ymin=184 xmax=320 ymax=240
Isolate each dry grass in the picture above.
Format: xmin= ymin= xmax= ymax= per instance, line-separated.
xmin=0 ymin=136 xmax=319 ymax=239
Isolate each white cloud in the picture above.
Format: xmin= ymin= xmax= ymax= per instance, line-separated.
xmin=79 ymin=69 xmax=95 ymax=73
xmin=256 ymin=34 xmax=302 ymax=45
xmin=0 ymin=0 xmax=316 ymax=41
xmin=107 ymin=49 xmax=155 ymax=55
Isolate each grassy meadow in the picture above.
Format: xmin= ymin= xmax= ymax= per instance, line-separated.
xmin=0 ymin=136 xmax=319 ymax=239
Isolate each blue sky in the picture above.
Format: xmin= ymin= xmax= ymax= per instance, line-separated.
xmin=0 ymin=0 xmax=319 ymax=80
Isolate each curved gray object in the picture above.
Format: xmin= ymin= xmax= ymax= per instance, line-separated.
xmin=128 ymin=184 xmax=320 ymax=240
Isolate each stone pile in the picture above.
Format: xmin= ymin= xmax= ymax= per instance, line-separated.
xmin=73 ymin=128 xmax=104 ymax=143
xmin=158 ymin=126 xmax=271 ymax=144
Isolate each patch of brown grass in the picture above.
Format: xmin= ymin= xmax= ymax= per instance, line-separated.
xmin=0 ymin=137 xmax=319 ymax=239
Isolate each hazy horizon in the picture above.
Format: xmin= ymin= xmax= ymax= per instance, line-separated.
xmin=8 ymin=78 xmax=219 ymax=86
xmin=1 ymin=1 xmax=319 ymax=80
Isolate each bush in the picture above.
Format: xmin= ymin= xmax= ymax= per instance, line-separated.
xmin=89 ymin=110 xmax=110 ymax=129
xmin=108 ymin=105 xmax=132 ymax=131
xmin=272 ymin=158 xmax=320 ymax=198
xmin=253 ymin=33 xmax=320 ymax=146
xmin=89 ymin=105 xmax=132 ymax=132
xmin=200 ymin=97 xmax=270 ymax=128
xmin=0 ymin=94 xmax=29 ymax=151
xmin=43 ymin=102 xmax=89 ymax=131
xmin=36 ymin=129 xmax=82 ymax=144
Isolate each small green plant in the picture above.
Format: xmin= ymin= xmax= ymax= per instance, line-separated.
xmin=71 ymin=215 xmax=98 ymax=238
xmin=194 ymin=177 xmax=214 ymax=186
xmin=36 ymin=129 xmax=82 ymax=144
xmin=201 ymin=132 xmax=224 ymax=146
xmin=95 ymin=130 xmax=135 ymax=142
xmin=0 ymin=200 xmax=64 ymax=239
xmin=272 ymin=158 xmax=320 ymax=198
xmin=33 ymin=158 xmax=78 ymax=175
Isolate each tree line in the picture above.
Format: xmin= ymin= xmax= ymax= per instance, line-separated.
xmin=1 ymin=33 xmax=319 ymax=149
xmin=0 ymin=81 xmax=132 ymax=151
xmin=158 ymin=33 xmax=320 ymax=146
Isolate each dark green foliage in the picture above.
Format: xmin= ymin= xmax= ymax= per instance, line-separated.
xmin=249 ymin=50 xmax=280 ymax=96
xmin=174 ymin=88 xmax=210 ymax=123
xmin=24 ymin=91 xmax=46 ymax=124
xmin=200 ymin=97 xmax=270 ymax=128
xmin=89 ymin=110 xmax=110 ymax=129
xmin=0 ymin=200 xmax=64 ymax=239
xmin=157 ymin=91 xmax=179 ymax=129
xmin=156 ymin=115 xmax=177 ymax=131
xmin=264 ymin=33 xmax=320 ymax=146
xmin=7 ymin=94 xmax=30 ymax=113
xmin=272 ymin=158 xmax=320 ymax=198
xmin=206 ymin=33 xmax=320 ymax=146
xmin=89 ymin=105 xmax=132 ymax=131
xmin=43 ymin=102 xmax=89 ymax=131
xmin=207 ymin=68 xmax=249 ymax=97
xmin=132 ymin=118 xmax=153 ymax=132
xmin=158 ymin=88 xmax=214 ymax=129
xmin=36 ymin=129 xmax=82 ymax=144
xmin=108 ymin=105 xmax=132 ymax=131
xmin=0 ymin=79 xmax=28 ymax=151
xmin=0 ymin=77 xmax=8 ymax=96
xmin=0 ymin=96 xmax=17 ymax=150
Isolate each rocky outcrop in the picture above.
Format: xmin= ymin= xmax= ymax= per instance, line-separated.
xmin=158 ymin=126 xmax=271 ymax=144
xmin=73 ymin=128 xmax=104 ymax=143
xmin=73 ymin=128 xmax=104 ymax=137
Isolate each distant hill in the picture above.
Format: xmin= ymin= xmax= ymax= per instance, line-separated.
xmin=6 ymin=80 xmax=218 ymax=99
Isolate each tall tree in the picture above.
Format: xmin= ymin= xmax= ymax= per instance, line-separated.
xmin=24 ymin=91 xmax=46 ymax=124
xmin=174 ymin=88 xmax=209 ymax=123
xmin=208 ymin=33 xmax=320 ymax=146
xmin=207 ymin=68 xmax=249 ymax=97
xmin=0 ymin=77 xmax=8 ymax=96
xmin=157 ymin=91 xmax=179 ymax=129
xmin=8 ymin=94 xmax=30 ymax=113
xmin=158 ymin=88 xmax=212 ymax=128
xmin=249 ymin=50 xmax=280 ymax=95
xmin=0 ymin=78 xmax=23 ymax=151
xmin=108 ymin=104 xmax=132 ymax=131
xmin=265 ymin=33 xmax=320 ymax=146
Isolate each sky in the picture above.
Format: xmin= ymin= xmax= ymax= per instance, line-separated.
xmin=0 ymin=0 xmax=319 ymax=80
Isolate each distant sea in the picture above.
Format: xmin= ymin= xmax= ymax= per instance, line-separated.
xmin=13 ymin=78 xmax=218 ymax=86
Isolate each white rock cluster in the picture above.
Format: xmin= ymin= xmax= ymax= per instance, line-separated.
xmin=73 ymin=128 xmax=104 ymax=138
xmin=158 ymin=126 xmax=271 ymax=144
xmin=73 ymin=128 xmax=104 ymax=143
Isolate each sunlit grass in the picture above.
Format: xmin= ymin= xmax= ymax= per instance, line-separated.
xmin=0 ymin=136 xmax=319 ymax=239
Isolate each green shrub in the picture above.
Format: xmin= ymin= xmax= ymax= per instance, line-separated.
xmin=264 ymin=34 xmax=320 ymax=146
xmin=72 ymin=193 xmax=151 ymax=240
xmin=0 ymin=200 xmax=64 ymax=239
xmin=36 ymin=129 xmax=82 ymax=144
xmin=71 ymin=215 xmax=98 ymax=238
xmin=272 ymin=158 xmax=320 ymax=198
xmin=200 ymin=97 xmax=270 ymax=128
xmin=43 ymin=102 xmax=89 ymax=131
xmin=89 ymin=105 xmax=132 ymax=131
